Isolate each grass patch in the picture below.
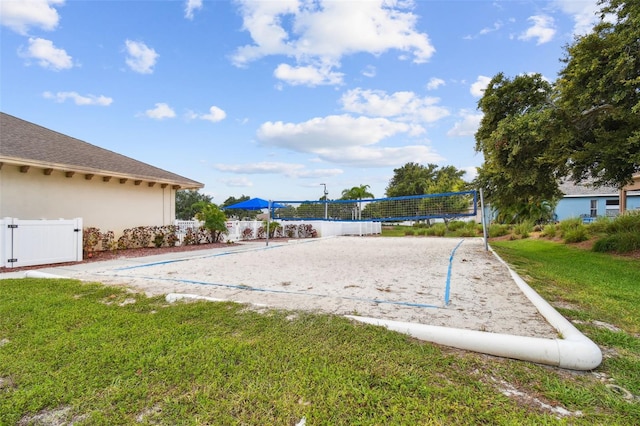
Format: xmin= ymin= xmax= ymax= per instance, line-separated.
xmin=491 ymin=239 xmax=640 ymax=334
xmin=491 ymin=239 xmax=640 ymax=416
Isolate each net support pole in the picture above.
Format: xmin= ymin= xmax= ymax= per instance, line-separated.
xmin=266 ymin=200 xmax=271 ymax=247
xmin=479 ymin=188 xmax=488 ymax=251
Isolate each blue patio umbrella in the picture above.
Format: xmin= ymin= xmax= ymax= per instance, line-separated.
xmin=223 ymin=198 xmax=285 ymax=210
xmin=224 ymin=198 xmax=285 ymax=246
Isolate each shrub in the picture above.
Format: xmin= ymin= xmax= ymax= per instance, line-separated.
xmin=242 ymin=227 xmax=254 ymax=240
xmin=297 ymin=224 xmax=316 ymax=238
xmin=416 ymin=229 xmax=427 ymax=236
xmin=563 ymin=227 xmax=589 ymax=243
xmin=593 ymin=232 xmax=640 ymax=253
xmin=588 ymin=216 xmax=611 ymax=234
xmin=404 ymin=230 xmax=415 ymax=236
xmin=132 ymin=226 xmax=153 ymax=248
xmin=454 ymin=227 xmax=477 ymax=237
xmin=447 ymin=220 xmax=465 ymax=231
xmin=284 ymin=224 xmax=297 ymax=238
xmin=488 ymin=224 xmax=509 ymax=238
xmin=117 ymin=229 xmax=134 ymax=249
xmin=607 ymin=211 xmax=640 ymax=234
xmin=196 ymin=204 xmax=228 ymax=243
xmin=541 ymin=224 xmax=557 ymax=238
xmin=432 ymin=223 xmax=447 ymax=237
xmin=153 ymin=231 xmax=165 ymax=248
xmin=424 ymin=227 xmax=436 ymax=236
xmin=558 ymin=218 xmax=584 ymax=236
xmin=514 ymin=220 xmax=533 ymax=238
xmin=452 ymin=221 xmax=478 ymax=237
xmin=164 ymin=225 xmax=179 ymax=247
xmin=83 ymin=227 xmax=101 ymax=254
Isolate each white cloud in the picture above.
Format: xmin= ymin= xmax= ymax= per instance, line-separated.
xmin=215 ymin=162 xmax=343 ymax=179
xmin=447 ymin=109 xmax=483 ymax=137
xmin=143 ymin=103 xmax=175 ymax=120
xmin=479 ymin=20 xmax=503 ymax=35
xmin=256 ymin=114 xmax=442 ymax=167
xmin=470 ymin=75 xmax=491 ymax=97
xmin=519 ymin=15 xmax=556 ymax=45
xmin=258 ymin=114 xmax=416 ymax=151
xmin=43 ymin=91 xmax=112 ymax=106
xmin=340 ymin=88 xmax=448 ymax=124
xmin=20 ymin=37 xmax=73 ymax=70
xmin=232 ymin=0 xmax=434 ymax=86
xmin=316 ymin=145 xmax=443 ymax=167
xmin=0 ymin=0 xmax=63 ymax=35
xmin=295 ymin=168 xmax=343 ymax=178
xmin=186 ymin=106 xmax=227 ymax=122
xmin=125 ymin=40 xmax=158 ymax=74
xmin=184 ymin=0 xmax=202 ymax=20
xmin=273 ymin=63 xmax=344 ymax=86
xmin=554 ymin=0 xmax=600 ymax=36
xmin=426 ymin=77 xmax=445 ymax=91
xmin=220 ymin=177 xmax=253 ymax=187
xmin=361 ymin=65 xmax=376 ymax=78
xmin=462 ymin=166 xmax=478 ymax=182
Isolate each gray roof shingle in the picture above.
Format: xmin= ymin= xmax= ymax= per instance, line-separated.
xmin=0 ymin=112 xmax=203 ymax=189
xmin=559 ymin=179 xmax=618 ymax=197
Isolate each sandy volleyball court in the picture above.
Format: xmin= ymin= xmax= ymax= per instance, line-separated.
xmin=65 ymin=237 xmax=558 ymax=339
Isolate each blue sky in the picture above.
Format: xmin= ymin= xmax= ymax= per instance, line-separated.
xmin=1 ymin=0 xmax=601 ymax=203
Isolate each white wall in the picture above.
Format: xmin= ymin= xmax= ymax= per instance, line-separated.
xmin=0 ymin=165 xmax=176 ymax=236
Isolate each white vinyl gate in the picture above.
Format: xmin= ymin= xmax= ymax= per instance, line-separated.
xmin=1 ymin=218 xmax=83 ymax=268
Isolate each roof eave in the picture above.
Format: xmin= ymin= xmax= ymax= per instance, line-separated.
xmin=0 ymin=156 xmax=204 ymax=190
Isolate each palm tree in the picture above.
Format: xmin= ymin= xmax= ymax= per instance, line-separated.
xmin=341 ymin=184 xmax=374 ymax=220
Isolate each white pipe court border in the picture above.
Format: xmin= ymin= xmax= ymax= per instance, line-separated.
xmin=23 ymin=241 xmax=602 ymax=371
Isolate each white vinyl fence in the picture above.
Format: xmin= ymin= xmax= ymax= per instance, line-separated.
xmin=1 ymin=217 xmax=83 ymax=268
xmin=174 ymin=219 xmax=381 ymax=243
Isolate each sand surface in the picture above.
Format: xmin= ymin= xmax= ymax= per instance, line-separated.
xmin=64 ymin=237 xmax=559 ymax=339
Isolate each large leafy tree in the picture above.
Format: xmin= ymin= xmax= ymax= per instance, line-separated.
xmin=386 ymin=163 xmax=465 ymax=197
xmin=556 ymin=0 xmax=640 ymax=188
xmin=175 ymin=190 xmax=213 ymax=220
xmin=385 ymin=163 xmax=468 ymax=221
xmin=474 ymin=73 xmax=565 ymax=223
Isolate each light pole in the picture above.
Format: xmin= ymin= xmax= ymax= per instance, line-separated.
xmin=320 ymin=183 xmax=328 ymax=219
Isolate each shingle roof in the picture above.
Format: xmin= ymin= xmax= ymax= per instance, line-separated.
xmin=0 ymin=112 xmax=203 ymax=189
xmin=559 ymin=179 xmax=618 ymax=197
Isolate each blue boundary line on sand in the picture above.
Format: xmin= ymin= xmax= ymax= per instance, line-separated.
xmin=107 ymin=273 xmax=441 ymax=309
xmin=113 ymin=242 xmax=290 ymax=271
xmin=100 ymin=237 xmax=454 ymax=310
xmin=444 ymin=239 xmax=465 ymax=306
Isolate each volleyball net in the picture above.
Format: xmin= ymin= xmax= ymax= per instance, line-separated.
xmin=272 ymin=190 xmax=477 ymax=222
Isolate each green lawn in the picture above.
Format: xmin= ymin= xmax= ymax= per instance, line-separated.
xmin=0 ymin=238 xmax=639 ymax=424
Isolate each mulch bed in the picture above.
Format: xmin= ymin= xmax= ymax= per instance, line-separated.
xmin=0 ymin=242 xmax=231 ymax=273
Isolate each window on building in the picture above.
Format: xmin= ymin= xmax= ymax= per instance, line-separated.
xmin=605 ymin=199 xmax=620 ymax=217
xmin=590 ymin=200 xmax=597 ymax=217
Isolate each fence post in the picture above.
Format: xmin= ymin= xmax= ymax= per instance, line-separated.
xmin=74 ymin=218 xmax=83 ymax=261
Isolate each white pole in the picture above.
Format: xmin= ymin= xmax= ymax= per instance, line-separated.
xmin=266 ymin=200 xmax=271 ymax=247
xmin=479 ymin=188 xmax=488 ymax=251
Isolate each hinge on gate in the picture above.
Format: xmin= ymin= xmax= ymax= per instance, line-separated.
xmin=7 ymin=224 xmax=18 ymax=229
xmin=74 ymin=228 xmax=80 ymax=232
xmin=7 ymin=258 xmax=17 ymax=263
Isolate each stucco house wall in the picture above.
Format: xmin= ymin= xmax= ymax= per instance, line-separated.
xmin=555 ymin=179 xmax=640 ymax=222
xmin=0 ymin=112 xmax=203 ymax=237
